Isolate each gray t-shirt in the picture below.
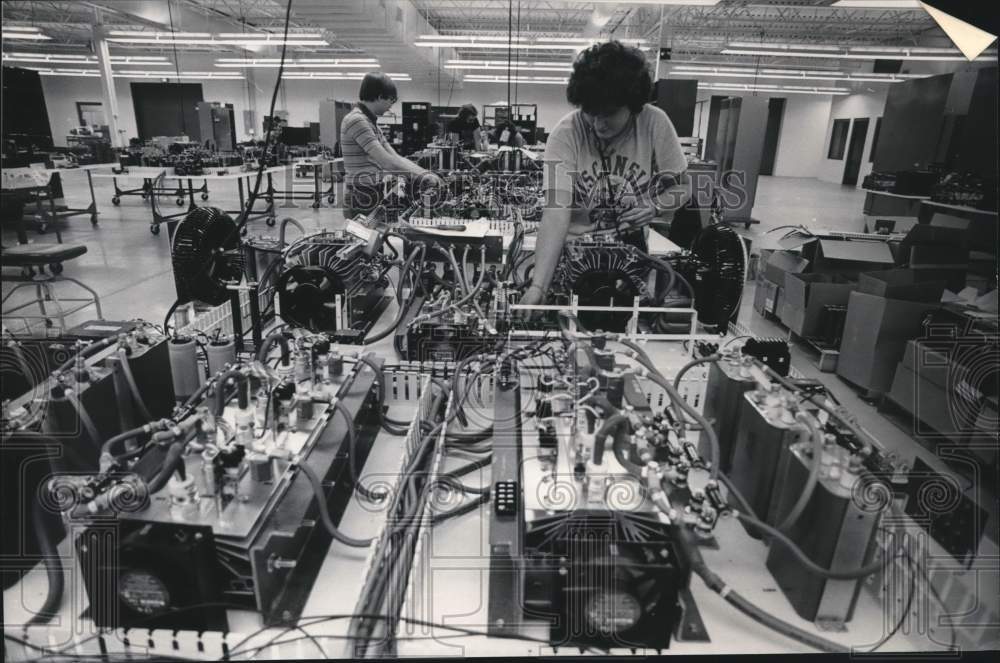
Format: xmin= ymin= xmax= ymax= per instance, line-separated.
xmin=543 ymin=104 xmax=687 ymax=225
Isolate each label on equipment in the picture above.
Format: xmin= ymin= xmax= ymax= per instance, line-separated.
xmin=345 ymin=219 xmax=375 ymax=243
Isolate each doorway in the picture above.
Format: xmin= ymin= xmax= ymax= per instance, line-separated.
xmin=842 ymin=117 xmax=870 ymax=186
xmin=759 ymin=97 xmax=786 ymax=176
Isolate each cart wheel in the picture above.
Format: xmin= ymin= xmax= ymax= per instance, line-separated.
xmin=49 ymin=262 xmax=64 ymax=275
xmin=44 ymin=318 xmax=54 ymax=328
xmin=312 ymin=201 xmax=321 ymax=209
xmin=744 ymin=221 xmax=751 ymax=230
xmin=265 ymin=197 xmax=274 ymax=204
xmin=201 ymin=193 xmax=209 ymax=201
xmin=150 ymin=224 xmax=161 ymax=235
xmin=141 ymin=193 xmax=148 ymax=200
xmin=327 ymin=195 xmax=336 ymax=204
xmin=266 ymin=217 xmax=276 ymax=227
xmin=112 ymin=197 xmax=121 ymax=206
xmin=37 ymin=223 xmax=48 ymax=234
xmin=176 ymin=198 xmax=185 ymax=207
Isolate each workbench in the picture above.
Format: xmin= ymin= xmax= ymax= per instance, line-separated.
xmin=2 ymin=327 xmax=967 ymax=659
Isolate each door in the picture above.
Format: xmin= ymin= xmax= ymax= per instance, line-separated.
xmin=842 ymin=117 xmax=870 ymax=186
xmin=759 ymin=98 xmax=786 ymax=176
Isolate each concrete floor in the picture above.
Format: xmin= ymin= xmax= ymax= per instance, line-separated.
xmin=0 ymin=173 xmax=971 ymax=485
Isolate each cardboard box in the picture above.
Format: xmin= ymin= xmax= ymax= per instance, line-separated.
xmin=837 ymin=292 xmax=940 ymax=394
xmin=858 ymin=269 xmax=946 ymax=303
xmin=779 ymin=273 xmax=856 ymax=338
xmin=753 ymin=279 xmax=780 ymax=316
xmin=801 ymin=238 xmax=896 ymax=276
xmin=762 ymin=251 xmax=808 ymax=288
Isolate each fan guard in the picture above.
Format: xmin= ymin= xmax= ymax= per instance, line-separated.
xmin=276 ymin=265 xmax=347 ymax=332
xmin=689 ymin=224 xmax=746 ymax=328
xmin=170 ymin=207 xmax=243 ymax=306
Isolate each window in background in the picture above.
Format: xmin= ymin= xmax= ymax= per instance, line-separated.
xmin=76 ymin=102 xmax=105 ymax=128
xmin=828 ymin=118 xmax=849 ymax=160
xmin=870 ymin=117 xmax=882 ymax=162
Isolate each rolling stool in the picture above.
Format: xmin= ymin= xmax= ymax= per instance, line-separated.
xmin=2 ymin=243 xmax=103 ymax=330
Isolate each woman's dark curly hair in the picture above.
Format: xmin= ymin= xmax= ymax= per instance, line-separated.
xmin=567 ymin=41 xmax=652 ymax=115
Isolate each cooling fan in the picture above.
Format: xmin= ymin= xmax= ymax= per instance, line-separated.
xmin=553 ymin=243 xmax=652 ymax=332
xmin=680 ymin=223 xmax=747 ymax=329
xmin=275 ymin=265 xmax=344 ymax=331
xmin=274 ymin=231 xmax=391 ymax=338
xmin=170 ymin=207 xmax=244 ymax=306
xmin=522 ymin=511 xmax=693 ymax=651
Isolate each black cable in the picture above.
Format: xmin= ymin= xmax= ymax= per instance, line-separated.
xmin=431 ymin=491 xmax=489 ymax=525
xmin=26 ymin=497 xmax=63 ymax=625
xmin=331 ymin=398 xmax=387 ymax=502
xmin=297 ymin=461 xmax=373 ymax=548
xmin=163 ymin=297 xmax=182 ymax=337
xmin=867 ymin=543 xmax=917 ymax=653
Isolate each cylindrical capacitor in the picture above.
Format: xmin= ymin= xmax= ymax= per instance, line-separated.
xmin=169 ymin=336 xmax=202 ymax=401
xmin=201 ymin=448 xmax=218 ymax=496
xmin=206 ymin=337 xmax=236 ymax=376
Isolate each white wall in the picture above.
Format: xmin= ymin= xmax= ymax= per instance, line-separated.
xmin=772 ymin=95 xmax=834 ymax=178
xmin=817 ymin=88 xmax=888 ymax=187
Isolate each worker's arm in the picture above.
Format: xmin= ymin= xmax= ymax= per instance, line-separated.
xmin=518 ymin=127 xmax=577 ymax=306
xmin=619 ymin=112 xmax=691 ymax=227
xmin=473 ymin=127 xmax=488 ymax=151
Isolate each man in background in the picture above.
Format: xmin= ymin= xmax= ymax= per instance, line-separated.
xmin=340 ymin=72 xmax=442 ymax=218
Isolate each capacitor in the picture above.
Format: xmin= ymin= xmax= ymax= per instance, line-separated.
xmin=272 ymin=381 xmax=295 ymax=431
xmin=169 ymin=336 xmax=202 ymax=401
xmin=201 ymin=448 xmax=218 ymax=497
xmin=206 ymin=337 xmax=236 ymax=376
xmin=234 ymin=407 xmax=254 ymax=446
xmin=248 ymin=452 xmax=273 ymax=483
xmin=168 ymin=474 xmax=199 ymax=518
xmin=607 ymin=375 xmax=625 ymax=408
xmin=295 ymin=384 xmax=314 ymax=430
xmin=328 ymin=352 xmax=344 ymax=377
xmin=312 ymin=339 xmax=331 ymax=381
xmin=590 ymin=333 xmax=607 ymax=350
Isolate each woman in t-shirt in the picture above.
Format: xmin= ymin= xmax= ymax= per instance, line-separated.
xmin=447 ymin=104 xmax=488 ymax=151
xmin=518 ymin=41 xmax=690 ymax=308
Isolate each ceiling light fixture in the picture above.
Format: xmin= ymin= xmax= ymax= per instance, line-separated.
xmin=282 ymin=72 xmax=412 ymax=80
xmin=3 ymin=52 xmax=173 ymax=66
xmin=700 ymin=82 xmax=850 ymax=95
xmin=417 ymin=35 xmax=646 ymax=50
xmin=30 ymin=67 xmax=243 ymax=79
xmin=463 ymin=74 xmax=568 ymax=85
xmin=722 ymin=42 xmax=997 ymax=61
xmin=105 ymin=30 xmax=328 ymax=47
xmin=670 ymin=65 xmax=920 ymax=83
xmin=215 ymin=57 xmax=378 ymax=68
xmin=2 ymin=26 xmax=51 ymax=41
xmin=831 ymin=1 xmax=922 ymax=8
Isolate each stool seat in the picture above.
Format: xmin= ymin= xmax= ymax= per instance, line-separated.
xmin=3 ymin=243 xmax=88 ymax=266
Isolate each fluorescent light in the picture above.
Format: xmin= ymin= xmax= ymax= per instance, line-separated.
xmin=722 ymin=42 xmax=997 ymax=61
xmin=31 ymin=68 xmax=243 ymax=79
xmin=2 ymin=28 xmax=51 ymax=41
xmin=2 ymin=53 xmax=173 ymax=66
xmin=214 ymin=58 xmax=377 ymax=68
xmin=282 ymin=72 xmax=411 ymax=80
xmin=670 ymin=65 xmax=919 ymax=83
xmin=445 ymin=63 xmax=572 ymax=72
xmin=701 ymin=82 xmax=850 ymax=95
xmin=418 ymin=35 xmax=528 ymax=42
xmin=832 ymin=1 xmax=921 ymax=8
xmin=105 ymin=31 xmax=328 ymax=46
xmin=464 ymin=74 xmax=568 ymax=85
xmin=417 ymin=35 xmax=646 ymax=50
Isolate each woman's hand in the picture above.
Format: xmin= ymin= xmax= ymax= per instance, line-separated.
xmin=618 ymin=202 xmax=657 ymax=227
xmin=516 ymin=284 xmax=545 ymax=320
